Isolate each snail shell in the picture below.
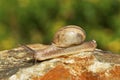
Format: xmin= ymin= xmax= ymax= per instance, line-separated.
xmin=52 ymin=25 xmax=86 ymax=47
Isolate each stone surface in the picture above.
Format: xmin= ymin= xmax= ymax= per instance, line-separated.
xmin=0 ymin=44 xmax=120 ymax=80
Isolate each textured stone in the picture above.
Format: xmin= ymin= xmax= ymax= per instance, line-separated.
xmin=9 ymin=51 xmax=120 ymax=80
xmin=0 ymin=44 xmax=120 ymax=80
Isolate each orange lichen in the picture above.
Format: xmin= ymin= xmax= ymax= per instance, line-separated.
xmin=33 ymin=65 xmax=74 ymax=80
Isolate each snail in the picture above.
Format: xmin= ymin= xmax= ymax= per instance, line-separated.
xmin=22 ymin=25 xmax=97 ymax=61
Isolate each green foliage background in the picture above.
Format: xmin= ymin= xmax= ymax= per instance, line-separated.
xmin=0 ymin=0 xmax=120 ymax=53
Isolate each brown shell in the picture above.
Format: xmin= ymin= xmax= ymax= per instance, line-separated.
xmin=52 ymin=25 xmax=86 ymax=48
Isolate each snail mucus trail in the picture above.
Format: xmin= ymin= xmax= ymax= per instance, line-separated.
xmin=22 ymin=25 xmax=97 ymax=61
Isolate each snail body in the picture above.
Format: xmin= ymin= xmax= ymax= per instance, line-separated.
xmin=23 ymin=25 xmax=97 ymax=61
xmin=34 ymin=40 xmax=96 ymax=60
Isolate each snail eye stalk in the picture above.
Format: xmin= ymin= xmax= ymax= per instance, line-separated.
xmin=21 ymin=45 xmax=37 ymax=64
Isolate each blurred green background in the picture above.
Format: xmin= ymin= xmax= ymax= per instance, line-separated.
xmin=0 ymin=0 xmax=120 ymax=53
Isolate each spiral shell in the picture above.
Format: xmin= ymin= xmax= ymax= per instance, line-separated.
xmin=52 ymin=25 xmax=86 ymax=47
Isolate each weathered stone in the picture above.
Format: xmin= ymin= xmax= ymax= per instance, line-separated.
xmin=0 ymin=44 xmax=120 ymax=80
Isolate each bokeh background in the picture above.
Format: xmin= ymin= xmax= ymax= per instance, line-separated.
xmin=0 ymin=0 xmax=120 ymax=53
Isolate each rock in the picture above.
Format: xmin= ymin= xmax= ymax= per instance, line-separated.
xmin=0 ymin=44 xmax=120 ymax=80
